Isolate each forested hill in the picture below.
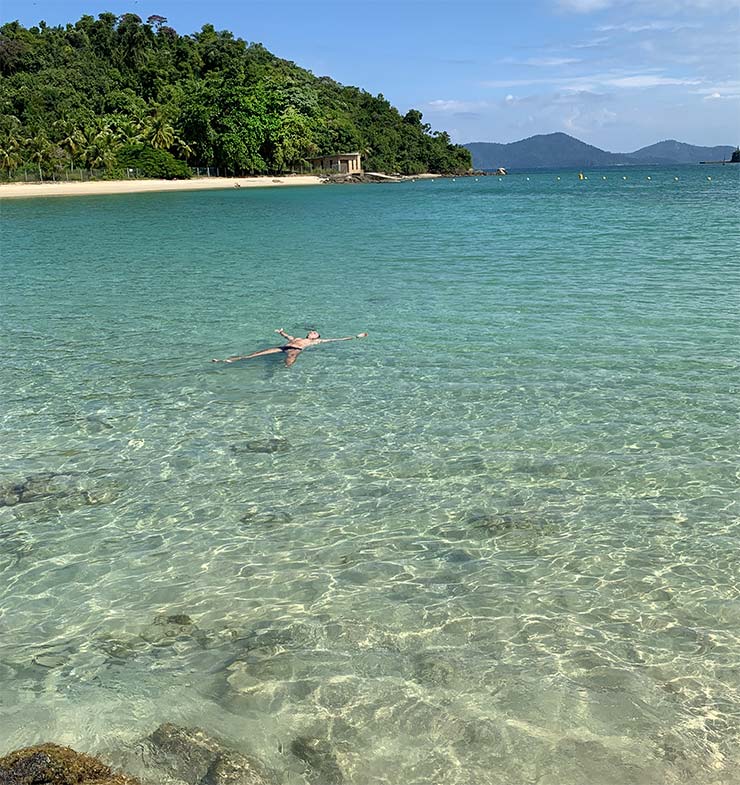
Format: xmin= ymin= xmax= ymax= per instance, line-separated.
xmin=465 ymin=133 xmax=735 ymax=170
xmin=465 ymin=133 xmax=629 ymax=170
xmin=626 ymin=140 xmax=735 ymax=165
xmin=0 ymin=13 xmax=471 ymax=178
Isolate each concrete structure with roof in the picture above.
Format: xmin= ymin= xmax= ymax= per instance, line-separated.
xmin=310 ymin=152 xmax=362 ymax=174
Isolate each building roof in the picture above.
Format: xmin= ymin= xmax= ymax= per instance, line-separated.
xmin=310 ymin=152 xmax=361 ymax=159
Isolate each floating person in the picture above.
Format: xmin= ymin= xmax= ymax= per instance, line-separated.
xmin=212 ymin=328 xmax=369 ymax=367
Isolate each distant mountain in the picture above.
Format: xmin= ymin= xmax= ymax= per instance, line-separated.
xmin=464 ymin=132 xmax=736 ymax=169
xmin=465 ymin=133 xmax=630 ymax=169
xmin=628 ymin=140 xmax=735 ymax=164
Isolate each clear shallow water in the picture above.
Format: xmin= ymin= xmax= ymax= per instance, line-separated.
xmin=1 ymin=167 xmax=739 ymax=784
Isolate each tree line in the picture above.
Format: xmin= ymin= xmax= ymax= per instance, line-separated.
xmin=0 ymin=13 xmax=472 ymax=179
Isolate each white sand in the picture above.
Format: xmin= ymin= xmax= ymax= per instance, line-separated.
xmin=0 ymin=175 xmax=325 ymax=200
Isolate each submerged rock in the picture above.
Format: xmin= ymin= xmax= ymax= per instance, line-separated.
xmin=466 ymin=510 xmax=521 ymax=534
xmin=412 ymin=652 xmax=458 ymax=688
xmin=230 ymin=439 xmax=289 ymax=455
xmin=290 ymin=736 xmax=343 ymax=784
xmin=95 ymin=613 xmax=208 ymax=662
xmin=464 ymin=509 xmax=557 ymax=536
xmin=33 ymin=654 xmax=68 ymax=669
xmin=138 ymin=614 xmax=209 ymax=648
xmin=239 ymin=508 xmax=292 ymax=525
xmin=141 ymin=723 xmax=272 ymax=785
xmin=0 ymin=744 xmax=139 ymax=785
xmin=160 ymin=614 xmax=193 ymax=626
xmin=94 ymin=637 xmax=142 ymax=663
xmin=0 ymin=472 xmax=119 ymax=509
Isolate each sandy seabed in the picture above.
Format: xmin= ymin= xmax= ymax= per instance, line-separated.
xmin=0 ymin=174 xmax=325 ymax=199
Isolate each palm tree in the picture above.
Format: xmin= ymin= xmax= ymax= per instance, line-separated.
xmin=108 ymin=116 xmax=145 ymax=146
xmin=0 ymin=143 xmax=22 ymax=176
xmin=88 ymin=143 xmax=116 ymax=171
xmin=78 ymin=124 xmax=117 ymax=175
xmin=1 ymin=117 xmax=24 ymax=175
xmin=173 ymin=136 xmax=194 ymax=161
xmin=26 ymin=133 xmax=51 ymax=180
xmin=53 ymin=119 xmax=84 ymax=171
xmin=145 ymin=115 xmax=175 ymax=151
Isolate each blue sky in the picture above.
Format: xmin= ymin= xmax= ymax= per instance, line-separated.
xmin=3 ymin=0 xmax=739 ymax=150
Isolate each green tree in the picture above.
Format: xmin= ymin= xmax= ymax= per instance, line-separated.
xmin=26 ymin=132 xmax=51 ymax=179
xmin=0 ymin=141 xmax=22 ymax=173
xmin=0 ymin=13 xmax=471 ymax=177
xmin=145 ymin=114 xmax=175 ymax=150
xmin=267 ymin=107 xmax=317 ymax=171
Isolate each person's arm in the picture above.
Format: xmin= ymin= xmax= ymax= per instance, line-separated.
xmin=275 ymin=328 xmax=296 ymax=341
xmin=318 ymin=332 xmax=368 ymax=343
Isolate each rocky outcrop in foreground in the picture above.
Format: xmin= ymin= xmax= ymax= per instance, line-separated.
xmin=0 ymin=744 xmax=139 ymax=785
xmin=1 ymin=725 xmax=276 ymax=785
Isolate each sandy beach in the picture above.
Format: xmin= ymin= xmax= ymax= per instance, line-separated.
xmin=0 ymin=174 xmax=324 ymax=199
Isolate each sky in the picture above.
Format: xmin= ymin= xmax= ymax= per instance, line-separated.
xmin=3 ymin=0 xmax=739 ymax=150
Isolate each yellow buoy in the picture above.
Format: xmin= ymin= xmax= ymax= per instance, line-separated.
xmin=578 ymin=172 xmax=585 ymax=180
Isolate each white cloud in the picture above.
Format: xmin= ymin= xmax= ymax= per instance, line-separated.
xmin=604 ymin=74 xmax=701 ymax=87
xmin=692 ymin=79 xmax=740 ymax=98
xmin=481 ymin=72 xmax=703 ymax=92
xmin=563 ymin=106 xmax=618 ymax=132
xmin=427 ymin=99 xmax=490 ymax=113
xmin=695 ymin=82 xmax=740 ymax=100
xmin=571 ymin=36 xmax=611 ymax=48
xmin=559 ymin=0 xmax=612 ymax=10
xmin=597 ymin=21 xmax=698 ymax=32
xmin=513 ymin=57 xmax=582 ymax=66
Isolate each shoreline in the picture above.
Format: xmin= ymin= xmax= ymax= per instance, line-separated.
xmin=0 ymin=172 xmax=448 ymax=200
xmin=0 ymin=174 xmax=325 ymax=200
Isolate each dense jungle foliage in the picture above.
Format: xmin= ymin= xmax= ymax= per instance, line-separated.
xmin=0 ymin=13 xmax=472 ymax=178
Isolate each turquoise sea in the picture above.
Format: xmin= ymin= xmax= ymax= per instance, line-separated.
xmin=1 ymin=166 xmax=739 ymax=784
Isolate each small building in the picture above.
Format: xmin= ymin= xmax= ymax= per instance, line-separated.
xmin=310 ymin=152 xmax=362 ymax=174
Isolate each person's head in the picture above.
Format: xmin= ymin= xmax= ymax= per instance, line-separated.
xmin=306 ymin=330 xmax=320 ymax=339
